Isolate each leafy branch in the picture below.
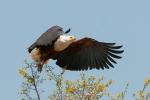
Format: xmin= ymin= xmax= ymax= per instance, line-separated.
xmin=19 ymin=61 xmax=150 ymax=100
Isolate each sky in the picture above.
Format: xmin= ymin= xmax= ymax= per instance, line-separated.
xmin=0 ymin=0 xmax=150 ymax=99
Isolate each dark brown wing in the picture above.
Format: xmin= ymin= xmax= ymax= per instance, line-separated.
xmin=28 ymin=26 xmax=64 ymax=53
xmin=55 ymin=38 xmax=124 ymax=71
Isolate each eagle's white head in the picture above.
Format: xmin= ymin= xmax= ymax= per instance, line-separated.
xmin=54 ymin=35 xmax=76 ymax=51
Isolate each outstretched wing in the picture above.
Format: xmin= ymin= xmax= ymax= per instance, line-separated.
xmin=28 ymin=26 xmax=64 ymax=53
xmin=55 ymin=38 xmax=124 ymax=71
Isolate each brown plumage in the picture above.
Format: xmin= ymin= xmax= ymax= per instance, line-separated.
xmin=28 ymin=26 xmax=124 ymax=72
xmin=53 ymin=38 xmax=124 ymax=71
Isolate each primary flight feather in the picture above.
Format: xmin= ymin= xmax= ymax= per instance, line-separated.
xmin=28 ymin=25 xmax=124 ymax=72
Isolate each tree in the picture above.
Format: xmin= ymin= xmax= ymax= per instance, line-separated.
xmin=19 ymin=61 xmax=150 ymax=100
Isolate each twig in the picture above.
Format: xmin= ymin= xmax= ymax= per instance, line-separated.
xmin=46 ymin=65 xmax=65 ymax=100
xmin=29 ymin=64 xmax=41 ymax=100
xmin=81 ymin=87 xmax=85 ymax=100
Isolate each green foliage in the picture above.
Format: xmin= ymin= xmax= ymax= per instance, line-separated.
xmin=19 ymin=62 xmax=150 ymax=100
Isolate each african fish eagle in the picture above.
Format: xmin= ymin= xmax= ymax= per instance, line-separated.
xmin=28 ymin=25 xmax=124 ymax=72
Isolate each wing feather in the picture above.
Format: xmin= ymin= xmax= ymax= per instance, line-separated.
xmin=55 ymin=38 xmax=124 ymax=71
xmin=28 ymin=26 xmax=64 ymax=53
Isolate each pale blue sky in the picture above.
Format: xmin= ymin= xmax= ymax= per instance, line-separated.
xmin=0 ymin=0 xmax=150 ymax=99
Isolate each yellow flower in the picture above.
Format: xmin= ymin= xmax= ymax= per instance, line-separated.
xmin=97 ymin=84 xmax=105 ymax=92
xmin=49 ymin=96 xmax=54 ymax=100
xmin=108 ymin=80 xmax=113 ymax=85
xmin=19 ymin=68 xmax=27 ymax=77
xmin=66 ymin=87 xmax=76 ymax=94
xmin=144 ymin=78 xmax=150 ymax=85
xmin=82 ymin=80 xmax=88 ymax=88
xmin=139 ymin=91 xmax=144 ymax=99
xmin=26 ymin=77 xmax=34 ymax=84
xmin=65 ymin=80 xmax=72 ymax=87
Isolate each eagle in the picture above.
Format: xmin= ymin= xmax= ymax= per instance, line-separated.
xmin=28 ymin=25 xmax=124 ymax=72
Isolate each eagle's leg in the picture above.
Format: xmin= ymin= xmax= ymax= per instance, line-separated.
xmin=44 ymin=59 xmax=49 ymax=64
xmin=63 ymin=65 xmax=68 ymax=70
xmin=37 ymin=59 xmax=50 ymax=72
xmin=37 ymin=63 xmax=43 ymax=72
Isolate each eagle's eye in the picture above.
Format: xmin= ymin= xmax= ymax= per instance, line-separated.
xmin=69 ymin=36 xmax=76 ymax=40
xmin=70 ymin=36 xmax=73 ymax=39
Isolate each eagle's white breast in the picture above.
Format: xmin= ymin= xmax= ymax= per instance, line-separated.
xmin=54 ymin=35 xmax=76 ymax=52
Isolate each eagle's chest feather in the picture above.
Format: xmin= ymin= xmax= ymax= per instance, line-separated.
xmin=53 ymin=37 xmax=72 ymax=52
